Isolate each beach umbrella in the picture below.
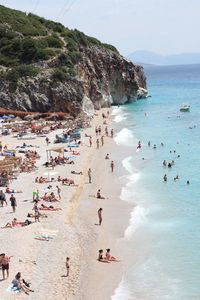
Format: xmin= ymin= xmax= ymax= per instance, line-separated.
xmin=2 ymin=115 xmax=9 ymax=119
xmin=8 ymin=114 xmax=15 ymax=118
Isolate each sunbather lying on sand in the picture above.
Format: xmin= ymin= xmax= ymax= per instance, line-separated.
xmin=70 ymin=151 xmax=80 ymax=155
xmin=40 ymin=204 xmax=62 ymax=211
xmin=5 ymin=187 xmax=22 ymax=194
xmin=62 ymin=179 xmax=76 ymax=186
xmin=71 ymin=171 xmax=83 ymax=175
xmin=27 ymin=213 xmax=47 ymax=218
xmin=1 ymin=218 xmax=32 ymax=229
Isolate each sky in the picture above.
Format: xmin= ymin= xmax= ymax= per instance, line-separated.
xmin=0 ymin=0 xmax=199 ymax=56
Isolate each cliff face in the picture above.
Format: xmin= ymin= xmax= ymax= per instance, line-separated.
xmin=0 ymin=47 xmax=147 ymax=116
xmin=0 ymin=6 xmax=147 ymax=116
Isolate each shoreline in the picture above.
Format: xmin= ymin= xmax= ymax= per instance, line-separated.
xmin=75 ymin=108 xmax=135 ymax=300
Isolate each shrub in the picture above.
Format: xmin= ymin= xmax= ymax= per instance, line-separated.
xmin=51 ymin=68 xmax=69 ymax=82
xmin=40 ymin=77 xmax=48 ymax=84
xmin=0 ymin=55 xmax=19 ymax=66
xmin=46 ymin=34 xmax=64 ymax=48
xmin=20 ymin=38 xmax=38 ymax=62
xmin=102 ymin=43 xmax=119 ymax=53
xmin=36 ymin=48 xmax=55 ymax=60
xmin=86 ymin=36 xmax=101 ymax=46
xmin=15 ymin=65 xmax=39 ymax=77
xmin=36 ymin=38 xmax=48 ymax=49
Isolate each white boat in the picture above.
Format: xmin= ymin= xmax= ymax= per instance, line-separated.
xmin=180 ymin=104 xmax=190 ymax=112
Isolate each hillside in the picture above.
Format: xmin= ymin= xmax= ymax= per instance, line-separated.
xmin=0 ymin=5 xmax=147 ymax=115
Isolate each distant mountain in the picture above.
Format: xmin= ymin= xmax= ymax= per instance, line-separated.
xmin=128 ymin=50 xmax=200 ymax=66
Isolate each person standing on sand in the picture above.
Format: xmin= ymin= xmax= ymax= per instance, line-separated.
xmin=33 ymin=202 xmax=40 ymax=222
xmin=89 ymin=137 xmax=92 ymax=147
xmin=10 ymin=194 xmax=17 ymax=213
xmin=45 ymin=137 xmax=50 ymax=145
xmin=111 ymin=129 xmax=114 ymax=138
xmin=56 ymin=185 xmax=61 ymax=200
xmin=101 ymin=136 xmax=104 ymax=146
xmin=95 ymin=126 xmax=98 ymax=136
xmin=0 ymin=253 xmax=12 ymax=280
xmin=96 ymin=139 xmax=99 ymax=149
xmin=105 ymin=126 xmax=108 ymax=137
xmin=0 ymin=190 xmax=7 ymax=206
xmin=65 ymin=257 xmax=70 ymax=277
xmin=88 ymin=168 xmax=92 ymax=183
xmin=110 ymin=161 xmax=114 ymax=172
xmin=98 ymin=208 xmax=103 ymax=225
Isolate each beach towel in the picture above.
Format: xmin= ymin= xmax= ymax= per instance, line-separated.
xmin=7 ymin=284 xmax=20 ymax=293
xmin=34 ymin=234 xmax=54 ymax=241
xmin=64 ymin=156 xmax=76 ymax=160
xmin=67 ymin=144 xmax=79 ymax=148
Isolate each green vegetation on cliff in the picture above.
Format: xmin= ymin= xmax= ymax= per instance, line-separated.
xmin=0 ymin=5 xmax=118 ymax=69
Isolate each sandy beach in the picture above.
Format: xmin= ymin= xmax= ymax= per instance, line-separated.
xmin=0 ymin=108 xmax=131 ymax=300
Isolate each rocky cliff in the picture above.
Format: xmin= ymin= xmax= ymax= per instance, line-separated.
xmin=0 ymin=5 xmax=147 ymax=116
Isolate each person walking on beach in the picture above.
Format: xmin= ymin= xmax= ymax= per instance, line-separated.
xmin=110 ymin=161 xmax=114 ymax=172
xmin=89 ymin=137 xmax=92 ymax=147
xmin=95 ymin=126 xmax=98 ymax=136
xmin=56 ymin=185 xmax=61 ymax=200
xmin=0 ymin=253 xmax=12 ymax=280
xmin=65 ymin=257 xmax=70 ymax=277
xmin=96 ymin=139 xmax=99 ymax=149
xmin=33 ymin=202 xmax=40 ymax=222
xmin=98 ymin=208 xmax=103 ymax=225
xmin=88 ymin=168 xmax=92 ymax=183
xmin=10 ymin=194 xmax=17 ymax=213
xmin=101 ymin=135 xmax=104 ymax=146
xmin=0 ymin=190 xmax=7 ymax=206
xmin=105 ymin=126 xmax=108 ymax=137
xmin=111 ymin=129 xmax=114 ymax=138
xmin=45 ymin=137 xmax=50 ymax=145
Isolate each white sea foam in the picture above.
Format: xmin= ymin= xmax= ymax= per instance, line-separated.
xmin=122 ymin=156 xmax=133 ymax=174
xmin=114 ymin=128 xmax=134 ymax=146
xmin=114 ymin=114 xmax=127 ymax=123
xmin=111 ymin=106 xmax=123 ymax=116
xmin=111 ymin=279 xmax=133 ymax=300
xmin=120 ymin=157 xmax=141 ymax=202
xmin=124 ymin=206 xmax=148 ymax=239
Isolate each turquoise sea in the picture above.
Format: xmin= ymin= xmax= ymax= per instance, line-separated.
xmin=112 ymin=65 xmax=200 ymax=300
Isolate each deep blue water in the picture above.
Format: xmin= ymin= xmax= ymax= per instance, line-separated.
xmin=112 ymin=65 xmax=200 ymax=300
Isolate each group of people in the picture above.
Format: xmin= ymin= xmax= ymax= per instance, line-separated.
xmin=98 ymin=249 xmax=118 ymax=263
xmin=162 ymin=150 xmax=190 ymax=184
